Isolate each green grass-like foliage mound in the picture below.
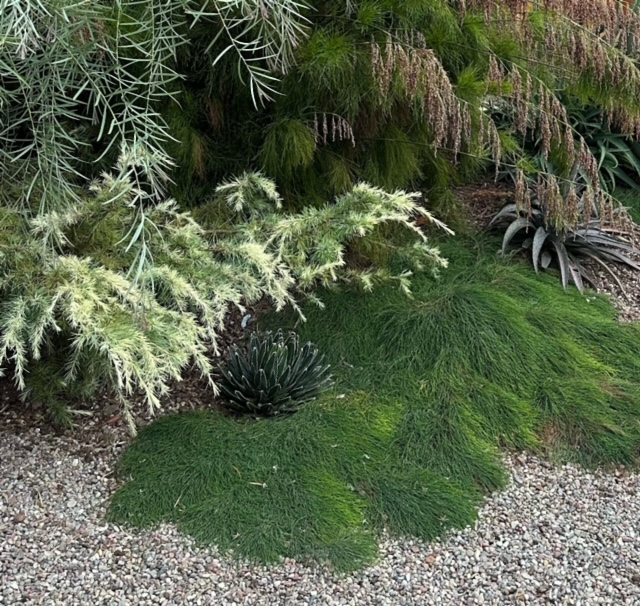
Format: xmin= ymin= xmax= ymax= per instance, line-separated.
xmin=219 ymin=330 xmax=333 ymax=416
xmin=110 ymin=238 xmax=640 ymax=570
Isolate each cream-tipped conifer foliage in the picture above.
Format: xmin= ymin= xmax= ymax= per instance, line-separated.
xmin=0 ymin=155 xmax=446 ymax=426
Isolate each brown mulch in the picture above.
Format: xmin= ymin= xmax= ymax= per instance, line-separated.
xmin=454 ymin=181 xmax=515 ymax=230
xmin=581 ymin=256 xmax=640 ymax=322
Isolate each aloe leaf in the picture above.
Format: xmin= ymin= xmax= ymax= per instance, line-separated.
xmin=567 ymin=259 xmax=585 ymax=294
xmin=489 ymin=203 xmax=519 ymax=225
xmin=549 ymin=235 xmax=570 ymax=289
xmin=502 ymin=218 xmax=534 ymax=254
xmin=612 ymin=168 xmax=640 ymax=189
xmin=532 ymin=226 xmax=548 ymax=273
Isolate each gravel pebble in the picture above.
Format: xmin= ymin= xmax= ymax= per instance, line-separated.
xmin=2 ymin=429 xmax=640 ymax=605
xmin=586 ymin=254 xmax=640 ymax=323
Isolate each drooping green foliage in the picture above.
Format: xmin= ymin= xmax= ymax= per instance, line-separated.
xmin=6 ymin=1 xmax=640 ymax=221
xmin=0 ymin=0 xmax=311 ymax=213
xmin=0 ymin=163 xmax=445 ymax=426
xmin=110 ymin=237 xmax=640 ymax=568
xmin=167 ymin=0 xmax=640 ymax=225
xmin=218 ymin=330 xmax=332 ymax=416
xmin=491 ymin=200 xmax=640 ymax=292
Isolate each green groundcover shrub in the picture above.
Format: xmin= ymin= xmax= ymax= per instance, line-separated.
xmin=110 ymin=237 xmax=640 ymax=570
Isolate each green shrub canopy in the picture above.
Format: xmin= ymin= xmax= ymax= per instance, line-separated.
xmin=5 ymin=1 xmax=640 ymax=219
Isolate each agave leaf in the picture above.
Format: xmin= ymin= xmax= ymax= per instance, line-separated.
xmin=596 ymin=249 xmax=640 ymax=271
xmin=568 ymin=237 xmax=631 ymax=256
xmin=489 ymin=203 xmax=518 ymax=225
xmin=532 ymin=226 xmax=548 ymax=273
xmin=502 ymin=218 xmax=534 ymax=254
xmin=232 ymin=349 xmax=253 ymax=380
xmin=569 ymin=255 xmax=597 ymax=288
xmin=572 ymin=230 xmax=636 ymax=252
xmin=541 ymin=251 xmax=552 ymax=269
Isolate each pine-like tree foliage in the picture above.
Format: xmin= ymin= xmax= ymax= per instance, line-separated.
xmin=202 ymin=172 xmax=450 ymax=295
xmin=0 ymin=153 xmax=446 ymax=426
xmin=1 ymin=0 xmax=445 ymax=423
xmin=165 ymin=0 xmax=640 ymax=228
xmin=5 ymin=1 xmax=640 ymax=221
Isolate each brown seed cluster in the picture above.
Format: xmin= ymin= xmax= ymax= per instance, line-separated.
xmin=372 ymin=0 xmax=640 ymax=231
xmin=371 ymin=38 xmax=473 ymax=161
xmin=516 ymin=169 xmax=623 ymax=233
xmin=469 ymin=0 xmax=640 ymax=39
xmin=487 ymin=56 xmax=623 ymax=229
xmin=475 ymin=0 xmax=640 ymax=134
xmin=312 ymin=113 xmax=356 ymax=146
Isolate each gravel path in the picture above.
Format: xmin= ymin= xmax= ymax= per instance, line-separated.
xmin=2 ymin=427 xmax=640 ymax=606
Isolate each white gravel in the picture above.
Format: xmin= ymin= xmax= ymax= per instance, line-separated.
xmin=2 ymin=427 xmax=640 ymax=606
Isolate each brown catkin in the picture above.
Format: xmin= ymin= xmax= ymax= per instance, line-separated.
xmin=312 ymin=114 xmax=355 ymax=147
xmin=370 ymin=38 xmax=487 ymax=159
xmin=515 ymin=169 xmax=527 ymax=212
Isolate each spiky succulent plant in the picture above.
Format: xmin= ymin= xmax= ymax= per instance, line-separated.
xmin=218 ymin=330 xmax=333 ymax=416
xmin=491 ymin=201 xmax=640 ymax=292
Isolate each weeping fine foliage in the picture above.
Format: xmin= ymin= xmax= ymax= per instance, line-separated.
xmin=0 ymin=155 xmax=446 ymax=425
xmin=110 ymin=237 xmax=640 ymax=569
xmin=0 ymin=0 xmax=311 ymax=213
xmin=6 ymin=1 xmax=640 ymax=220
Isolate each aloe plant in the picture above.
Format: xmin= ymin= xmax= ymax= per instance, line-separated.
xmin=491 ymin=202 xmax=640 ymax=292
xmin=218 ymin=330 xmax=333 ymax=416
xmin=569 ymin=105 xmax=640 ymax=193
